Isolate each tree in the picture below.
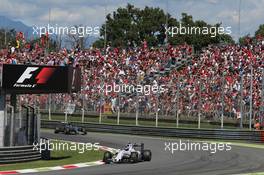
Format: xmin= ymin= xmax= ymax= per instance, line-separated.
xmin=255 ymin=24 xmax=264 ymax=37
xmin=92 ymin=38 xmax=104 ymax=48
xmin=168 ymin=13 xmax=234 ymax=50
xmin=94 ymin=4 xmax=234 ymax=50
xmin=97 ymin=4 xmax=170 ymax=47
xmin=27 ymin=34 xmax=57 ymax=52
xmin=65 ymin=25 xmax=89 ymax=50
xmin=239 ymin=34 xmax=250 ymax=45
xmin=238 ymin=24 xmax=264 ymax=46
xmin=99 ymin=4 xmax=141 ymax=47
xmin=0 ymin=28 xmax=16 ymax=49
xmin=137 ymin=6 xmax=168 ymax=46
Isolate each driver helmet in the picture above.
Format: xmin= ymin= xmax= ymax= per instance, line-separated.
xmin=124 ymin=143 xmax=132 ymax=151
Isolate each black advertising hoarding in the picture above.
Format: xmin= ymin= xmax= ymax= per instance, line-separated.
xmin=1 ymin=64 xmax=81 ymax=94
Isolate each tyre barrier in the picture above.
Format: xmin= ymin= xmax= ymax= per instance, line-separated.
xmin=0 ymin=145 xmax=41 ymax=164
xmin=41 ymin=120 xmax=264 ymax=143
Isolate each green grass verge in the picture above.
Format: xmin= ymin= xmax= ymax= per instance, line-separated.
xmin=41 ymin=114 xmax=243 ymax=130
xmin=0 ymin=141 xmax=103 ymax=171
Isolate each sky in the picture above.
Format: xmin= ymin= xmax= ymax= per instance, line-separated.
xmin=0 ymin=0 xmax=263 ymax=41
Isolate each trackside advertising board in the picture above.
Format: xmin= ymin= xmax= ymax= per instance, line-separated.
xmin=1 ymin=64 xmax=81 ymax=94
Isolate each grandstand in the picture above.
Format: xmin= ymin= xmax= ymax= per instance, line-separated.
xmin=1 ymin=41 xmax=263 ymax=129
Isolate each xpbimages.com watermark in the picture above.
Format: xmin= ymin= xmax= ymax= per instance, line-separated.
xmin=98 ymin=83 xmax=167 ymax=96
xmin=32 ymin=24 xmax=100 ymax=37
xmin=33 ymin=139 xmax=100 ymax=154
xmin=164 ymin=140 xmax=232 ymax=154
xmin=165 ymin=23 xmax=232 ymax=38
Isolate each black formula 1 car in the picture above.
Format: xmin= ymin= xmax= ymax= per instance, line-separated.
xmin=103 ymin=143 xmax=152 ymax=164
xmin=54 ymin=122 xmax=87 ymax=135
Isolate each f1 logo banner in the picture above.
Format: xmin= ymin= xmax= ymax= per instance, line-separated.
xmin=1 ymin=64 xmax=80 ymax=94
xmin=15 ymin=67 xmax=55 ymax=86
xmin=16 ymin=67 xmax=39 ymax=84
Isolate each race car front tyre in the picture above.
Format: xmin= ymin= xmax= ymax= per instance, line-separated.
xmin=142 ymin=150 xmax=152 ymax=161
xmin=54 ymin=128 xmax=59 ymax=134
xmin=103 ymin=151 xmax=113 ymax=164
xmin=130 ymin=152 xmax=139 ymax=163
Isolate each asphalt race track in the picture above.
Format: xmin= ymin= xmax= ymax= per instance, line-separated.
xmin=30 ymin=131 xmax=264 ymax=175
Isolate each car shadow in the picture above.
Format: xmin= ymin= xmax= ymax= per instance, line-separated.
xmin=49 ymin=156 xmax=71 ymax=160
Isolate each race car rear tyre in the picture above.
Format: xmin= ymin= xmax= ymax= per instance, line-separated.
xmin=82 ymin=129 xmax=87 ymax=135
xmin=64 ymin=128 xmax=70 ymax=135
xmin=142 ymin=150 xmax=152 ymax=161
xmin=54 ymin=128 xmax=59 ymax=134
xmin=130 ymin=152 xmax=139 ymax=163
xmin=103 ymin=151 xmax=112 ymax=164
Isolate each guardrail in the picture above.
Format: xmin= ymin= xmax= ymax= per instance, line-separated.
xmin=41 ymin=120 xmax=264 ymax=143
xmin=40 ymin=111 xmax=252 ymax=128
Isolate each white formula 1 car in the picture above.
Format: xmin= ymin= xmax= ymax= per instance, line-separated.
xmin=103 ymin=143 xmax=152 ymax=163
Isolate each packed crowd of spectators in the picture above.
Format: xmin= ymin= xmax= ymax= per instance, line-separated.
xmin=0 ymin=40 xmax=263 ymax=121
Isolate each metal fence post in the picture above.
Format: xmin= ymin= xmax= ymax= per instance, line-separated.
xmin=99 ymin=77 xmax=103 ymax=124
xmin=48 ymin=94 xmax=51 ymax=120
xmin=18 ymin=96 xmax=22 ymax=128
xmin=221 ymin=72 xmax=225 ymax=129
xmin=240 ymin=70 xmax=244 ymax=129
xmin=155 ymin=109 xmax=158 ymax=127
xmin=19 ymin=105 xmax=22 ymax=128
xmin=10 ymin=106 xmax=14 ymax=146
xmin=136 ymin=91 xmax=139 ymax=126
xmin=6 ymin=105 xmax=14 ymax=146
xmin=82 ymin=108 xmax=85 ymax=123
xmin=65 ymin=112 xmax=68 ymax=122
xmin=117 ymin=92 xmax=120 ymax=125
xmin=261 ymin=68 xmax=264 ymax=125
xmin=36 ymin=107 xmax=40 ymax=142
xmin=82 ymin=93 xmax=85 ymax=123
xmin=156 ymin=82 xmax=159 ymax=128
xmin=99 ymin=101 xmax=102 ymax=124
xmin=135 ymin=74 xmax=139 ymax=126
xmin=249 ymin=63 xmax=253 ymax=130
xmin=155 ymin=72 xmax=161 ymax=127
xmin=198 ymin=79 xmax=201 ymax=129
xmin=0 ymin=94 xmax=6 ymax=147
xmin=175 ymin=78 xmax=179 ymax=128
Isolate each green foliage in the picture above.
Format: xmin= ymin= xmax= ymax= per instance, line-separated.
xmin=0 ymin=28 xmax=16 ymax=49
xmin=238 ymin=24 xmax=264 ymax=46
xmin=94 ymin=4 xmax=235 ymax=50
xmin=255 ymin=24 xmax=264 ymax=37
xmin=92 ymin=38 xmax=105 ymax=48
xmin=168 ymin=14 xmax=234 ymax=50
xmin=0 ymin=28 xmax=57 ymax=52
xmin=98 ymin=4 xmax=168 ymax=47
xmin=239 ymin=34 xmax=251 ymax=45
xmin=27 ymin=35 xmax=57 ymax=52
